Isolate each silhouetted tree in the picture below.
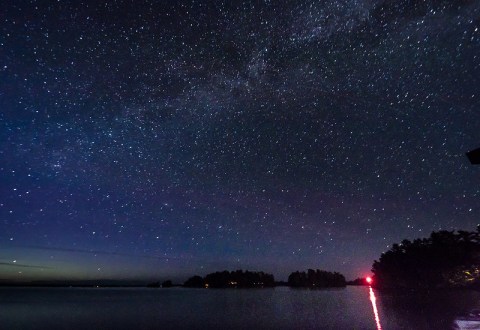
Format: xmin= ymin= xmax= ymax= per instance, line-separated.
xmin=161 ymin=280 xmax=173 ymax=288
xmin=203 ymin=270 xmax=275 ymax=288
xmin=347 ymin=277 xmax=370 ymax=286
xmin=146 ymin=281 xmax=160 ymax=288
xmin=372 ymin=227 xmax=480 ymax=288
xmin=183 ymin=275 xmax=204 ymax=288
xmin=288 ymin=269 xmax=346 ymax=288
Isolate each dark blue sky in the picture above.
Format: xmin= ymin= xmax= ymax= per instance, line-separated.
xmin=1 ymin=0 xmax=479 ymax=282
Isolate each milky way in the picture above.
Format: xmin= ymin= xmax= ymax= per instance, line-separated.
xmin=1 ymin=0 xmax=479 ymax=282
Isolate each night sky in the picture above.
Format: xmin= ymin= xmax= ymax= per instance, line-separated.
xmin=1 ymin=0 xmax=479 ymax=283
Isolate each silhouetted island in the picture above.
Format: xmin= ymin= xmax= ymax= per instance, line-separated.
xmin=347 ymin=277 xmax=370 ymax=286
xmin=146 ymin=281 xmax=161 ymax=288
xmin=161 ymin=280 xmax=173 ymax=288
xmin=288 ymin=269 xmax=346 ymax=288
xmin=372 ymin=227 xmax=480 ymax=289
xmin=184 ymin=270 xmax=275 ymax=288
xmin=184 ymin=275 xmax=205 ymax=288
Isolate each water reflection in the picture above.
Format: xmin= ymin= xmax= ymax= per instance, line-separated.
xmin=369 ymin=287 xmax=383 ymax=330
xmin=3 ymin=287 xmax=480 ymax=329
xmin=372 ymin=287 xmax=480 ymax=329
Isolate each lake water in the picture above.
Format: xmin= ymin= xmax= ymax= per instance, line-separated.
xmin=1 ymin=286 xmax=479 ymax=329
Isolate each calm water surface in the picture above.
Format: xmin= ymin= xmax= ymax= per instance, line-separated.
xmin=1 ymin=286 xmax=479 ymax=329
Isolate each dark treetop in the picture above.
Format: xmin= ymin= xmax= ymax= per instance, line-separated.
xmin=372 ymin=227 xmax=480 ymax=288
xmin=184 ymin=270 xmax=274 ymax=288
xmin=288 ymin=269 xmax=346 ymax=288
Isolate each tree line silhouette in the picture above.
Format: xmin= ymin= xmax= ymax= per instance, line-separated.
xmin=181 ymin=269 xmax=346 ymax=289
xmin=288 ymin=269 xmax=346 ymax=288
xmin=152 ymin=228 xmax=480 ymax=290
xmin=184 ymin=270 xmax=275 ymax=288
xmin=372 ymin=227 xmax=480 ymax=288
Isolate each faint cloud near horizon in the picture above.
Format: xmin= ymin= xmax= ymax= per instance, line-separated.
xmin=0 ymin=261 xmax=53 ymax=269
xmin=13 ymin=244 xmax=175 ymax=260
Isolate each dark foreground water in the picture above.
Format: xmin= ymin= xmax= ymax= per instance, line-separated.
xmin=1 ymin=286 xmax=479 ymax=329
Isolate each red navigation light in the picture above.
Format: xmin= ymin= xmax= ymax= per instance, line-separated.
xmin=366 ymin=277 xmax=373 ymax=284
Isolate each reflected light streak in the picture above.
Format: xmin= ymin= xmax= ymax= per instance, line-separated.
xmin=369 ymin=286 xmax=383 ymax=330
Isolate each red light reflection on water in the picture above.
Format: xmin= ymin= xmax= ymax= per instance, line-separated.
xmin=369 ymin=286 xmax=383 ymax=330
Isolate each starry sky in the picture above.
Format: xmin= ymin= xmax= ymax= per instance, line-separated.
xmin=1 ymin=0 xmax=479 ymax=283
